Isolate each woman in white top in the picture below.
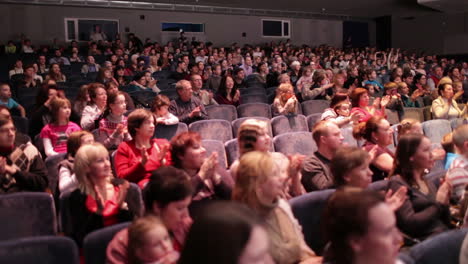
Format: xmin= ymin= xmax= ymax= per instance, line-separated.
xmin=431 ymin=83 xmax=467 ymax=120
xmin=81 ymin=83 xmax=107 ymax=130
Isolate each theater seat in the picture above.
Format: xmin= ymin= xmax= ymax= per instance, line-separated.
xmin=422 ymin=119 xmax=452 ymax=144
xmin=153 ymin=123 xmax=188 ymax=141
xmin=83 ymin=222 xmax=131 ymax=264
xmin=237 ymin=103 xmax=272 ymax=118
xmin=289 ymin=189 xmax=335 ymax=255
xmin=301 ymin=100 xmax=329 ymax=116
xmin=188 ymin=119 xmax=233 ymax=143
xmin=273 ymin=131 xmax=317 ymax=156
xmin=201 ymin=139 xmax=228 ymax=168
xmin=271 ymin=114 xmax=308 ymax=136
xmin=205 ymin=104 xmax=238 ymax=122
xmin=0 ymin=236 xmax=79 ymax=264
xmin=408 ymin=229 xmax=468 ymax=264
xmin=0 ymin=192 xmax=57 ymax=241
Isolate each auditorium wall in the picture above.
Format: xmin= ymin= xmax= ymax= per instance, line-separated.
xmin=0 ymin=3 xmax=348 ymax=48
xmin=392 ymin=12 xmax=468 ymax=55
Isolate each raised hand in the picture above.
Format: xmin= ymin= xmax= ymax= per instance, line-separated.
xmin=140 ymin=147 xmax=148 ymax=166
xmin=436 ymin=178 xmax=451 ymax=205
xmin=380 ymin=95 xmax=391 ymax=108
xmin=385 ymin=186 xmax=408 ymax=211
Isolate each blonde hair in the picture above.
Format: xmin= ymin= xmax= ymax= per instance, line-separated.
xmin=397 ymin=118 xmax=420 ymax=140
xmin=128 ymin=215 xmax=167 ymax=264
xmin=232 ymin=151 xmax=274 ymax=210
xmin=275 ymin=83 xmax=294 ymax=105
xmin=74 ymin=143 xmax=112 ymax=195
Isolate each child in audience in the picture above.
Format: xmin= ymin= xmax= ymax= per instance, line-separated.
xmin=272 ymin=83 xmax=299 ymax=117
xmin=0 ymin=83 xmax=26 ymax=117
xmin=127 ymin=216 xmax=180 ymax=264
xmin=58 ymin=130 xmax=94 ymax=194
xmin=96 ymin=91 xmax=131 ymax=150
xmin=40 ymin=97 xmax=81 ymax=157
xmin=333 ymin=101 xmax=353 ymax=128
xmin=151 ymin=95 xmax=179 ymax=125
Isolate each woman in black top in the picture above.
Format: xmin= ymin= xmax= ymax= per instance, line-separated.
xmin=388 ymin=133 xmax=452 ymax=241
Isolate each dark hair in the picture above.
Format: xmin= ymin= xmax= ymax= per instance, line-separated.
xmin=329 ymin=92 xmax=349 ymax=109
xmin=323 ymin=188 xmax=385 ymax=264
xmin=66 ymin=130 xmax=93 ymax=157
xmin=102 ymin=91 xmax=125 ymax=119
xmin=170 ymin=131 xmax=202 ymax=168
xmin=178 ymin=201 xmax=260 ymax=264
xmin=438 ymin=82 xmax=452 ymax=97
xmin=132 ymin=71 xmax=145 ymax=82
xmin=331 ymin=147 xmax=370 ymax=187
xmin=142 ymin=166 xmax=193 ymax=211
xmin=391 ymin=133 xmax=426 ymax=185
xmin=233 ymin=67 xmax=244 ymax=76
xmin=218 ymin=75 xmax=237 ymax=99
xmin=151 ymin=94 xmax=171 ymax=112
xmin=0 ymin=116 xmax=13 ymax=128
xmin=127 ymin=108 xmax=153 ymax=138
xmin=87 ymin=82 xmax=106 ymax=101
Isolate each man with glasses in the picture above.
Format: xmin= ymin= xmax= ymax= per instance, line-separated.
xmin=0 ymin=116 xmax=47 ymax=194
xmin=169 ymin=80 xmax=208 ymax=125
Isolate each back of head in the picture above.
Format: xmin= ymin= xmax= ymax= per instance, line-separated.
xmin=323 ymin=187 xmax=384 ymax=264
xmin=143 ymin=166 xmax=193 ymax=212
xmin=232 ymin=151 xmax=273 ymax=209
xmin=397 ymin=118 xmax=420 ymax=140
xmin=331 ymin=147 xmax=369 ymax=187
xmin=352 ymin=116 xmax=384 ymax=142
xmin=237 ymin=119 xmax=268 ymax=155
xmin=178 ymin=201 xmax=260 ymax=264
xmin=452 ymin=124 xmax=468 ymax=151
xmin=441 ymin=132 xmax=454 ymax=154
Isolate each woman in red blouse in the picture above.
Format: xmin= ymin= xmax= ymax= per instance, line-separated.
xmin=114 ymin=109 xmax=172 ymax=188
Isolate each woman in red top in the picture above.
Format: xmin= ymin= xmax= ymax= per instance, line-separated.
xmin=350 ymin=87 xmax=389 ymax=123
xmin=114 ymin=109 xmax=172 ymax=188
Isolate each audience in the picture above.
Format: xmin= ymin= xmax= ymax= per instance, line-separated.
xmin=169 ymin=80 xmax=208 ymax=124
xmin=0 ymin=116 xmax=47 ymax=194
xmin=2 ymin=34 xmax=468 ymax=264
xmin=40 ymin=97 xmax=81 ymax=157
xmin=58 ymin=130 xmax=94 ymax=194
xmin=0 ymin=83 xmax=26 ymax=117
xmin=301 ymin=121 xmax=343 ymax=192
xmin=431 ymin=83 xmax=467 ymax=120
xmin=107 ymin=166 xmax=193 ymax=264
xmin=271 ymin=83 xmax=300 ymax=116
xmin=323 ymin=188 xmax=403 ymax=264
xmin=114 ymin=109 xmax=172 ymax=188
xmin=233 ymin=151 xmax=322 ymax=264
xmin=388 ymin=133 xmax=452 ymax=241
xmin=81 ymin=83 xmax=107 ymax=130
xmin=353 ymin=116 xmax=394 ymax=181
xmin=171 ymin=131 xmax=233 ymax=213
xmin=178 ymin=201 xmax=273 ymax=264
xmin=67 ymin=143 xmax=139 ymax=247
xmin=446 ymin=125 xmax=468 ymax=204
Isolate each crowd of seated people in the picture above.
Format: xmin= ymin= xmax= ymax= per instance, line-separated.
xmin=1 ymin=34 xmax=468 ymax=264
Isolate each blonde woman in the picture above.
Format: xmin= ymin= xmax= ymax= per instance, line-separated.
xmin=67 ymin=143 xmax=139 ymax=247
xmin=272 ymin=83 xmax=300 ymax=117
xmin=233 ymin=151 xmax=322 ymax=264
